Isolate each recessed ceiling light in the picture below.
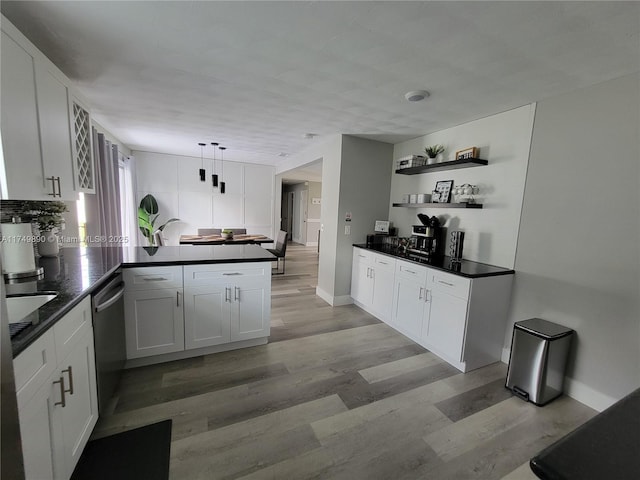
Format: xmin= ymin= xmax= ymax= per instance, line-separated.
xmin=405 ymin=90 xmax=430 ymax=102
xmin=304 ymin=133 xmax=318 ymax=139
xmin=278 ymin=152 xmax=290 ymax=157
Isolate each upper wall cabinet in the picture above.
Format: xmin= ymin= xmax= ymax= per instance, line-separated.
xmin=0 ymin=16 xmax=94 ymax=200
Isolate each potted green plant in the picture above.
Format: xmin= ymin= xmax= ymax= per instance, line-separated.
xmin=424 ymin=144 xmax=445 ymax=163
xmin=20 ymin=200 xmax=69 ymax=256
xmin=137 ymin=194 xmax=180 ymax=246
xmin=221 ymin=229 xmax=234 ymax=240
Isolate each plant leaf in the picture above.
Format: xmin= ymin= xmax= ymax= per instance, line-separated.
xmin=139 ymin=194 xmax=158 ymax=215
xmin=158 ymin=218 xmax=180 ymax=231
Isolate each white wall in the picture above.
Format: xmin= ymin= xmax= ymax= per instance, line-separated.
xmin=134 ymin=151 xmax=275 ymax=245
xmin=506 ymin=74 xmax=640 ymax=411
xmin=390 ymin=105 xmax=535 ymax=268
xmin=306 ymin=181 xmax=321 ymax=246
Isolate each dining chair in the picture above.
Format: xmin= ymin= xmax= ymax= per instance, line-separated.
xmin=197 ymin=228 xmax=221 ymax=236
xmin=266 ymin=230 xmax=287 ymax=275
xmin=154 ymin=231 xmax=165 ymax=246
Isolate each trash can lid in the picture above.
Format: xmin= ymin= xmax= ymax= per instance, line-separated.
xmin=515 ymin=318 xmax=574 ymax=339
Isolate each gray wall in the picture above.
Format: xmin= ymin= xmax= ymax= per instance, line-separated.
xmin=508 ymin=73 xmax=640 ymax=410
xmin=334 ymin=136 xmax=393 ymax=300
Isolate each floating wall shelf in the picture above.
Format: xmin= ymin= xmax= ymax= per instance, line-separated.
xmin=392 ymin=202 xmax=483 ymax=209
xmin=395 ymin=158 xmax=488 ymax=175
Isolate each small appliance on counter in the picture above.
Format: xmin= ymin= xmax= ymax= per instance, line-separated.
xmin=367 ymin=220 xmax=397 ymax=247
xmin=1 ymin=218 xmax=44 ymax=281
xmin=407 ymin=214 xmax=444 ymax=260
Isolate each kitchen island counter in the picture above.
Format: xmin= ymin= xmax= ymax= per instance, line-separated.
xmin=9 ymin=245 xmax=275 ymax=357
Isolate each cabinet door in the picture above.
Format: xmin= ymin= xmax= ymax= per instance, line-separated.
xmin=35 ymin=62 xmax=76 ymax=200
xmin=370 ymin=256 xmax=395 ymax=322
xmin=58 ymin=329 xmax=98 ymax=477
xmin=124 ymin=288 xmax=184 ymax=358
xmin=0 ymin=30 xmax=45 ymax=200
xmin=183 ymin=284 xmax=231 ymax=349
xmin=17 ymin=378 xmax=64 ymax=480
xmin=351 ymin=250 xmax=373 ymax=306
xmin=391 ymin=276 xmax=426 ymax=341
xmin=231 ymin=277 xmax=270 ymax=342
xmin=423 ymin=290 xmax=468 ymax=363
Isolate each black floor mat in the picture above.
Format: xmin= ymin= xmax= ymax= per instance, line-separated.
xmin=71 ymin=420 xmax=172 ymax=480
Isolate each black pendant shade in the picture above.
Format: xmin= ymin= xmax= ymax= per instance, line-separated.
xmin=212 ymin=174 xmax=219 ymax=187
xmin=198 ymin=142 xmax=206 ymax=182
xmin=220 ymin=181 xmax=226 ymax=194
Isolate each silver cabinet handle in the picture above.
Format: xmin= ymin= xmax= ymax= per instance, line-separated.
xmin=47 ymin=176 xmax=57 ymax=197
xmin=370 ymin=269 xmax=375 ymax=279
xmin=419 ymin=287 xmax=424 ymax=300
xmin=143 ymin=277 xmax=167 ymax=281
xmin=55 ymin=177 xmax=62 ymax=197
xmin=235 ymin=286 xmax=240 ymax=302
xmin=438 ymin=280 xmax=454 ymax=287
xmin=358 ymin=254 xmax=366 ymax=258
xmin=424 ymin=289 xmax=431 ymax=303
xmin=405 ymin=269 xmax=416 ymax=275
xmin=378 ymin=261 xmax=388 ymax=265
xmin=61 ymin=366 xmax=74 ymax=395
xmin=53 ymin=377 xmax=66 ymax=407
xmin=223 ymin=272 xmax=243 ymax=276
xmin=176 ymin=291 xmax=180 ymax=307
xmin=225 ymin=287 xmax=231 ymax=302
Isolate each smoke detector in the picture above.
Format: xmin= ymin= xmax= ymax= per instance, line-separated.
xmin=404 ymin=90 xmax=430 ymax=102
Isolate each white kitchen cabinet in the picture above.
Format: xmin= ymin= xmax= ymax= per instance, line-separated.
xmin=15 ymin=296 xmax=97 ymax=480
xmin=183 ymin=263 xmax=270 ymax=349
xmin=0 ymin=16 xmax=79 ymax=201
xmin=391 ymin=260 xmax=428 ymax=340
xmin=124 ymin=288 xmax=185 ymax=359
xmin=351 ymin=249 xmax=396 ymax=323
xmin=123 ymin=266 xmax=184 ymax=358
xmin=183 ymin=283 xmax=231 ymax=348
xmin=353 ymin=246 xmax=513 ymax=372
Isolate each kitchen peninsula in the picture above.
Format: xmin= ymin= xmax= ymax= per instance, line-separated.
xmin=9 ymin=244 xmax=276 ymax=358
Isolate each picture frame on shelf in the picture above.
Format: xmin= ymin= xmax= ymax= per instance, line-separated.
xmin=433 ymin=180 xmax=454 ymax=203
xmin=455 ymin=146 xmax=479 ymax=160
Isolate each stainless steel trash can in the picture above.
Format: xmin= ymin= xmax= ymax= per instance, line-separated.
xmin=505 ymin=318 xmax=574 ymax=406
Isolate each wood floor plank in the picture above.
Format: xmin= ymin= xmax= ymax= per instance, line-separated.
xmin=434 ymin=377 xmax=515 ymax=422
xmin=358 ymin=351 xmax=442 ymax=383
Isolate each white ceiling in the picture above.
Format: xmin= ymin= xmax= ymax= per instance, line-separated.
xmin=2 ymin=1 xmax=639 ymax=175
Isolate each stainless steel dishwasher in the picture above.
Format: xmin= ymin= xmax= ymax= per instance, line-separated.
xmin=92 ymin=272 xmax=126 ymax=414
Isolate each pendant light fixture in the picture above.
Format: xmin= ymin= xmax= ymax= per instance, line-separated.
xmin=211 ymin=142 xmax=219 ymax=187
xmin=198 ymin=142 xmax=206 ymax=181
xmin=219 ymin=146 xmax=226 ymax=194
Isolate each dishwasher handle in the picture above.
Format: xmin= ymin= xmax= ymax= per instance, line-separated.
xmin=94 ymin=282 xmax=125 ymax=313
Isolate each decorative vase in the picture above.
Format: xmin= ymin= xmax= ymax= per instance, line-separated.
xmin=38 ymin=234 xmax=59 ymax=257
xmin=427 ymin=155 xmax=438 ymax=164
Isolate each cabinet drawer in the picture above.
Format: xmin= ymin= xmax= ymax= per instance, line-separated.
xmin=353 ymin=248 xmax=373 ymax=264
xmin=14 ymin=329 xmax=57 ymax=407
xmin=123 ymin=266 xmax=183 ymax=290
xmin=395 ymin=260 xmax=427 ymax=284
xmin=429 ymin=270 xmax=471 ymax=300
xmin=373 ymin=254 xmax=395 ymax=271
xmin=53 ymin=296 xmax=92 ymax=362
xmin=184 ymin=263 xmax=269 ymax=286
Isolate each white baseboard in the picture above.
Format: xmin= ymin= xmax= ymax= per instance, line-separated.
xmin=305 ymin=241 xmax=318 ymax=247
xmin=501 ymin=346 xmax=616 ymax=412
xmin=315 ymin=287 xmax=353 ymax=306
xmin=564 ymin=378 xmax=618 ymax=412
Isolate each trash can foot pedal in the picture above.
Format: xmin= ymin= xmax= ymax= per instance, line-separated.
xmin=512 ymin=386 xmax=529 ymax=401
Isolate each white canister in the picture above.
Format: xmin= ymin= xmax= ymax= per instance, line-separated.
xmin=409 ymin=194 xmax=418 ymax=203
xmin=416 ymin=193 xmax=431 ymax=203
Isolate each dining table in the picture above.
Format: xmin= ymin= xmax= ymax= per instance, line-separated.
xmin=179 ymin=234 xmax=273 ymax=245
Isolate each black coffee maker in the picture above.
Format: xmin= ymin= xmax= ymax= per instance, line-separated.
xmin=408 ymin=214 xmax=444 ymax=259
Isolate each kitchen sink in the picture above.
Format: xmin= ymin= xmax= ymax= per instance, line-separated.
xmin=6 ymin=293 xmax=58 ymax=324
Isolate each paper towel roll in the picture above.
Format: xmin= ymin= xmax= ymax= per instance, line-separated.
xmin=1 ymin=223 xmax=37 ymax=274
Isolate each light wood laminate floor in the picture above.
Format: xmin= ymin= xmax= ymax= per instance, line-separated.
xmin=94 ymin=244 xmax=596 ymax=479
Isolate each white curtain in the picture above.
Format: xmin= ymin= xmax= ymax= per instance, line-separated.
xmin=118 ymin=154 xmax=137 ymax=247
xmin=84 ymin=128 xmax=122 ymax=254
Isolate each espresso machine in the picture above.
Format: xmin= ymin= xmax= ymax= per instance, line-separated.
xmin=408 ymin=214 xmax=444 ymax=260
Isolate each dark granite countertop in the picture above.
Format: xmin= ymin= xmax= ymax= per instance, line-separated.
xmin=353 ymin=244 xmax=514 ymax=278
xmin=9 ymin=245 xmax=275 ymax=357
xmin=530 ymin=387 xmax=640 ymax=479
